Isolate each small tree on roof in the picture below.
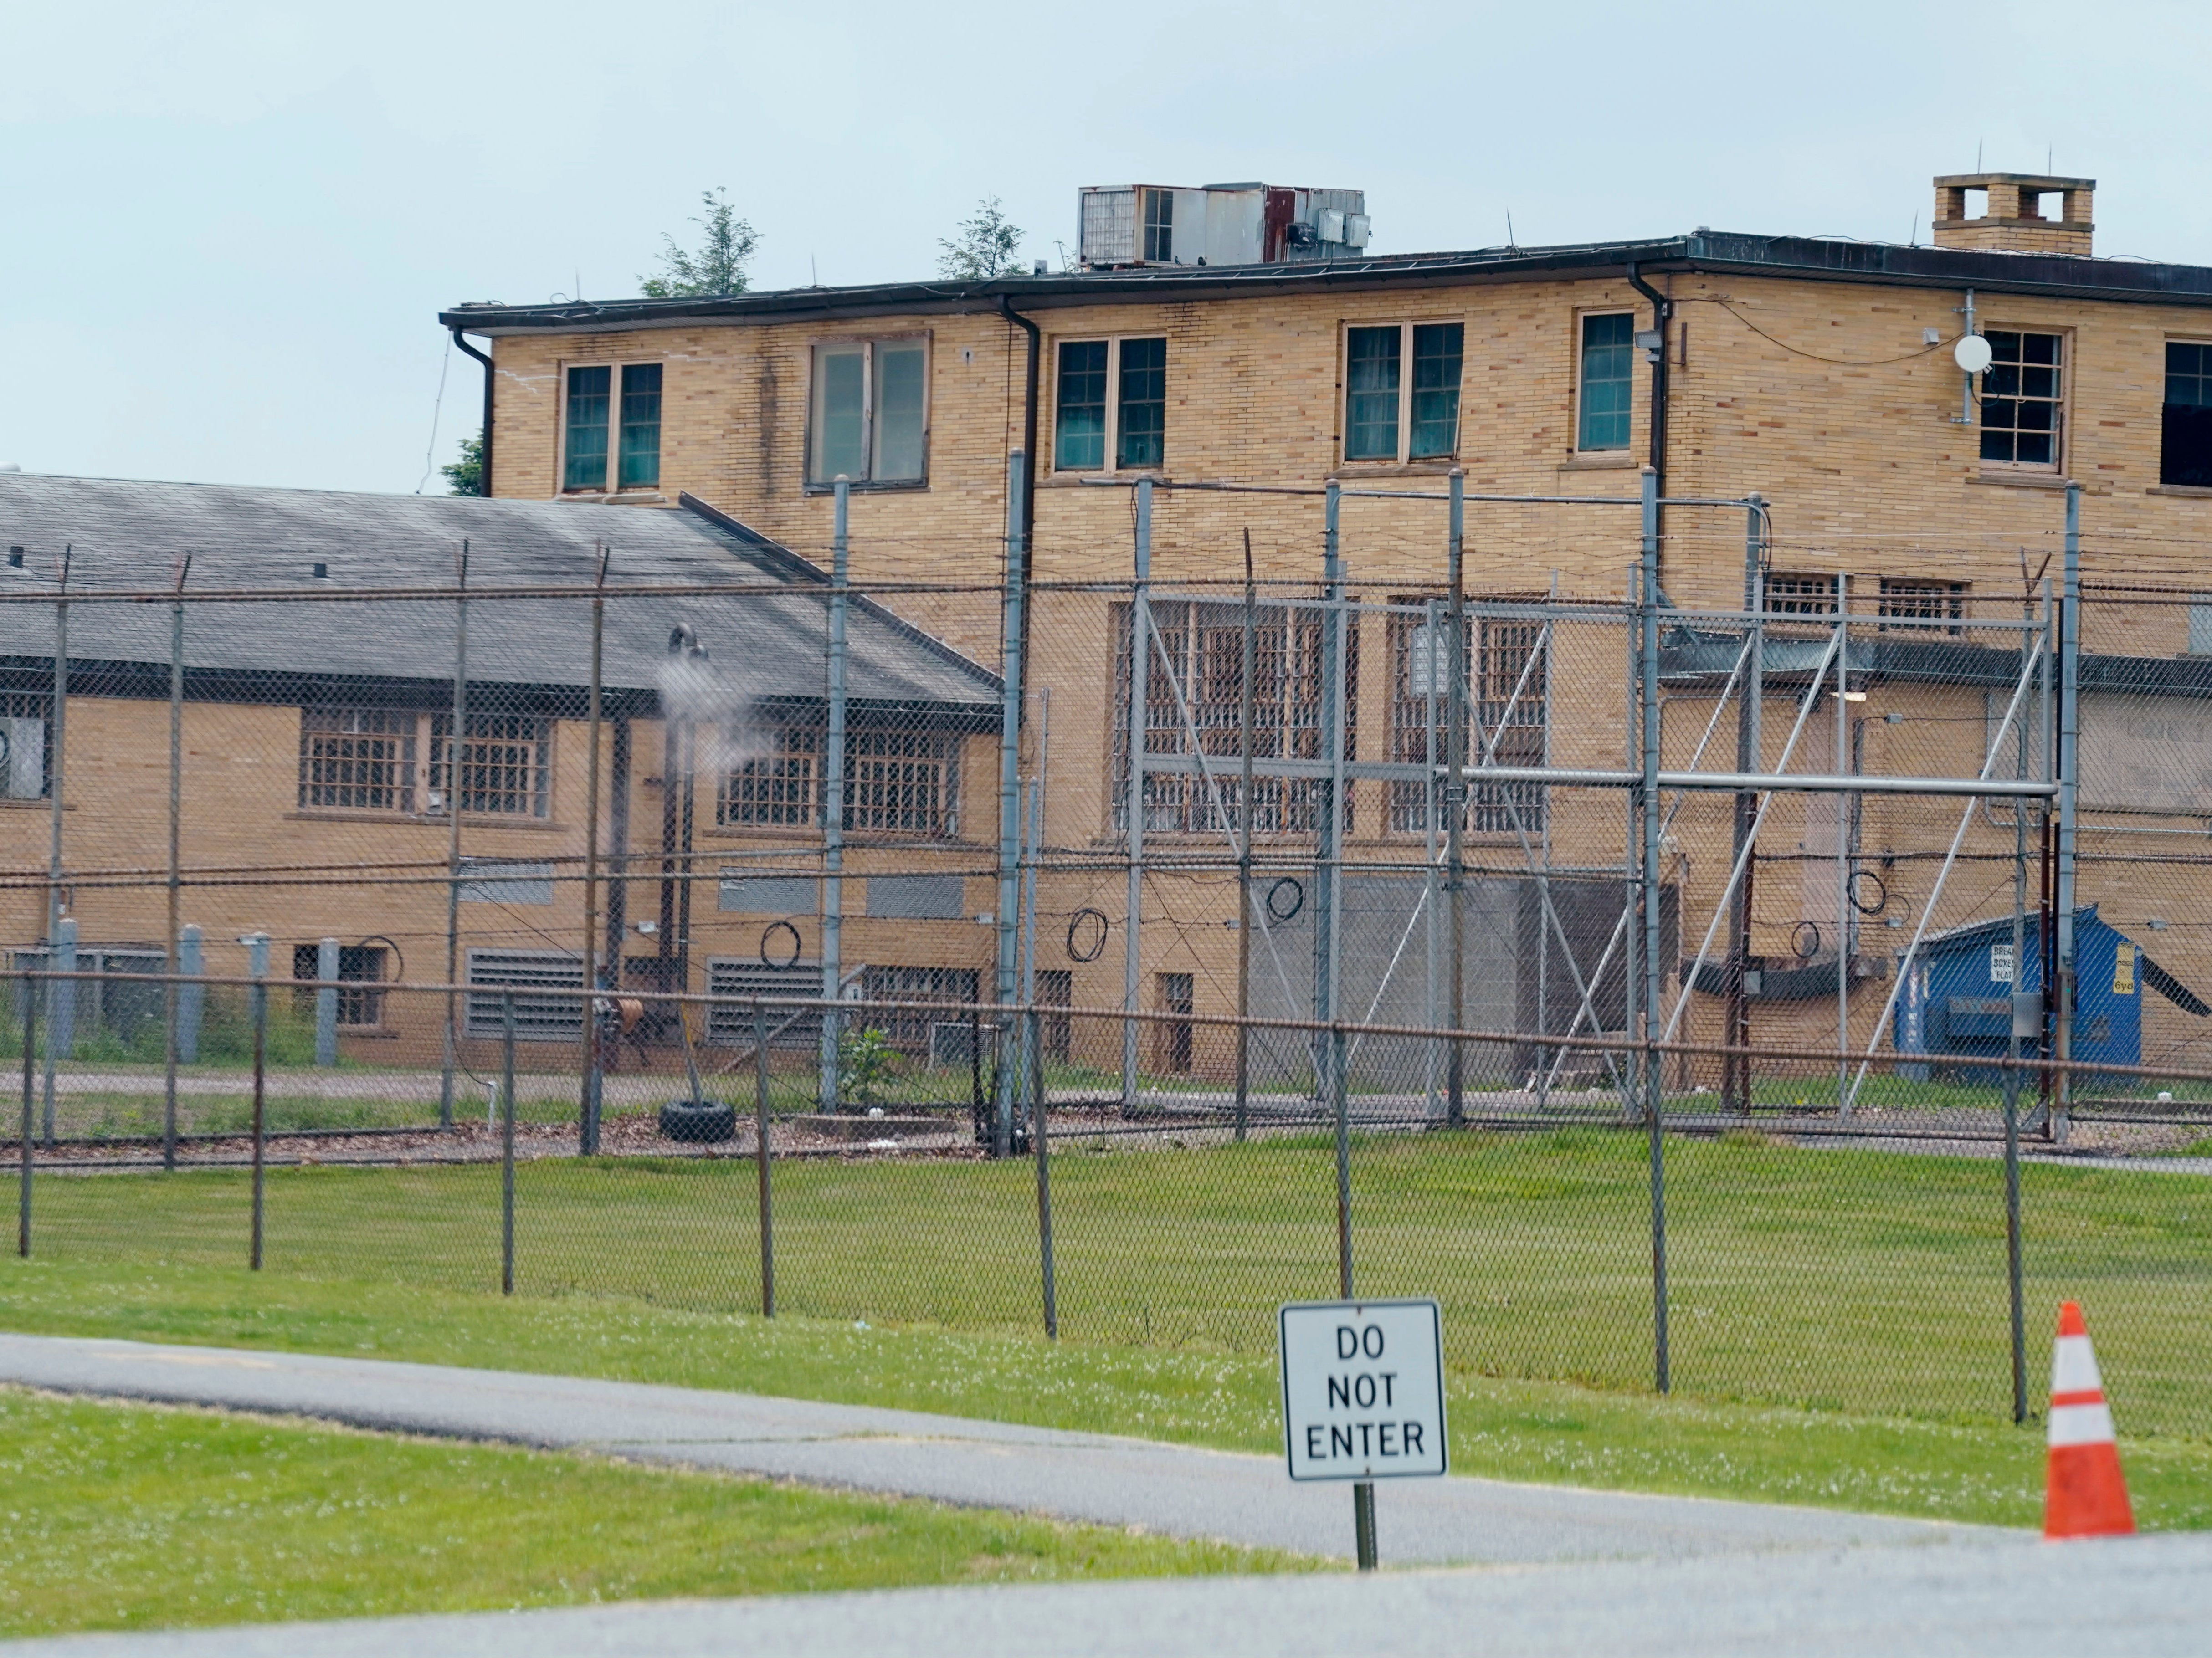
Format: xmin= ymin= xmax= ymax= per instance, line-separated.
xmin=938 ymin=197 xmax=1026 ymax=281
xmin=642 ymin=188 xmax=760 ymax=298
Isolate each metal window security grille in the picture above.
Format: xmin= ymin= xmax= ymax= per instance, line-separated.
xmin=464 ymin=949 xmax=584 ymax=1040
xmin=1766 ymin=573 xmax=1840 ymax=615
xmin=1345 ymin=328 xmax=1401 ymax=461
xmin=0 ymin=691 xmax=49 ymax=800
xmin=2163 ymin=341 xmax=2212 ymax=487
xmin=844 ymin=728 xmax=957 ymax=835
xmin=857 ymin=964 xmax=979 ymax=1050
xmin=291 ymin=943 xmax=387 ymax=1026
xmin=1118 ymin=338 xmax=1167 ymax=469
xmin=618 ymin=363 xmax=662 ymax=489
xmin=1387 ymin=605 xmax=1546 ymax=833
xmin=1409 ymin=323 xmax=1463 ymax=459
xmin=1112 ymin=600 xmax=1355 ymax=835
xmin=1879 ymin=579 xmax=1968 ymax=632
xmin=720 ymin=724 xmax=821 ymax=826
xmin=563 ymin=365 xmax=611 ymax=491
xmin=706 ymin=958 xmax=818 ymax=1046
xmin=1055 ymin=341 xmax=1109 ymax=471
xmin=298 ymin=708 xmax=417 ymax=812
xmin=431 ymin=714 xmax=549 ymax=818
xmin=1980 ymin=330 xmax=2064 ymax=466
xmin=1578 ymin=313 xmax=1634 ymax=450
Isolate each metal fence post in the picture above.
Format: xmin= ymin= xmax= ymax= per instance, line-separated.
xmin=824 ymin=477 xmax=851 ymax=1116
xmin=2053 ymin=483 xmax=2081 ymax=1144
xmin=502 ymin=989 xmax=516 ymax=1297
xmin=440 ymin=541 xmax=469 ymax=1133
xmin=177 ymin=925 xmax=204 ymax=1066
xmin=1445 ymin=471 xmax=1468 ymax=1127
xmin=315 ymin=936 xmax=339 ymax=1068
xmin=1030 ymin=1007 xmax=1057 ymax=1339
xmin=1640 ymin=467 xmax=1670 ymax=1395
xmin=754 ymin=1001 xmax=775 ymax=1318
xmin=1236 ymin=531 xmax=1256 ymax=1143
xmin=246 ymin=932 xmax=268 ymax=1272
xmin=18 ymin=971 xmax=34 ymax=1259
xmin=165 ymin=555 xmax=188 ymax=1173
xmin=43 ymin=916 xmax=74 ymax=1149
xmin=1122 ymin=475 xmax=1151 ymax=1116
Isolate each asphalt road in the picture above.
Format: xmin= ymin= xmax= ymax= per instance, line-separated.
xmin=0 ymin=1333 xmax=1974 ymax=1567
xmin=22 ymin=1534 xmax=2207 ymax=1657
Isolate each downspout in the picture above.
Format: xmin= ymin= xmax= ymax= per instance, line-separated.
xmin=450 ymin=327 xmax=495 ymax=496
xmin=998 ymin=296 xmax=1041 ymax=703
xmin=1624 ymin=266 xmax=1670 ymax=584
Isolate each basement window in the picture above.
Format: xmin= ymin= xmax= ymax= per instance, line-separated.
xmin=808 ymin=338 xmax=928 ymax=485
xmin=1052 ymin=337 xmax=1168 ymax=472
xmin=291 ymin=943 xmax=387 ymax=1027
xmin=1577 ymin=313 xmax=1635 ymax=452
xmin=2162 ymin=342 xmax=2212 ymax=488
xmin=1764 ymin=573 xmax=1840 ymax=616
xmin=1343 ymin=322 xmax=1463 ymax=463
xmin=1979 ymin=331 xmax=2064 ymax=467
xmin=1878 ymin=579 xmax=1968 ymax=634
xmin=561 ymin=363 xmax=662 ymax=492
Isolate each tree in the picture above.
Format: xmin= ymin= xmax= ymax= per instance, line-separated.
xmin=641 ymin=188 xmax=759 ymax=298
xmin=442 ymin=430 xmax=485 ymax=497
xmin=938 ymin=197 xmax=1026 ymax=281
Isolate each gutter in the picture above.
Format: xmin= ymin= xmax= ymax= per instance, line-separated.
xmin=449 ymin=328 xmax=495 ymax=496
xmin=1624 ymin=264 xmax=1670 ymax=587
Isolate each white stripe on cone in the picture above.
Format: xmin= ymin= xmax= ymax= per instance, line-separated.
xmin=2049 ymin=1402 xmax=2118 ymax=1448
xmin=2052 ymin=1334 xmax=2103 ymax=1397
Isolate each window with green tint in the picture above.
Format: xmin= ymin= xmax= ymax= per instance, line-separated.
xmin=564 ymin=365 xmax=611 ymax=491
xmin=1978 ymin=330 xmax=2062 ymax=466
xmin=617 ymin=363 xmax=662 ymax=489
xmin=1118 ymin=337 xmax=1166 ymax=469
xmin=1578 ymin=314 xmax=1633 ymax=451
xmin=1345 ymin=327 xmax=1401 ymax=460
xmin=1409 ymin=323 xmax=1463 ymax=459
xmin=1055 ymin=341 xmax=1108 ymax=471
xmin=812 ymin=348 xmax=867 ymax=481
xmin=873 ymin=345 xmax=927 ymax=481
xmin=2166 ymin=340 xmax=2212 ymax=487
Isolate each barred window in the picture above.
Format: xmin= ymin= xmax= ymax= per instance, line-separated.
xmin=857 ymin=964 xmax=979 ymax=1051
xmin=719 ymin=725 xmax=820 ymax=827
xmin=299 ymin=708 xmax=417 ymax=812
xmin=431 ymin=714 xmax=550 ymax=818
xmin=1110 ymin=600 xmax=1356 ymax=836
xmin=1878 ymin=579 xmax=1967 ymax=634
xmin=1765 ymin=573 xmax=1839 ymax=616
xmin=1386 ymin=602 xmax=1548 ymax=835
xmin=847 ymin=728 xmax=960 ymax=836
xmin=291 ymin=943 xmax=387 ymax=1027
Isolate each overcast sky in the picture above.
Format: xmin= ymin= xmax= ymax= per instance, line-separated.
xmin=4 ymin=0 xmax=2204 ymax=493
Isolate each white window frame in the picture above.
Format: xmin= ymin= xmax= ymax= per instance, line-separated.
xmin=805 ymin=335 xmax=932 ymax=488
xmin=557 ymin=360 xmax=664 ymax=496
xmin=1340 ymin=320 xmax=1465 ymax=466
xmin=1049 ymin=335 xmax=1168 ymax=476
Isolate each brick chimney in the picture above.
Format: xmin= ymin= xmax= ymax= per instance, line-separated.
xmin=1932 ymin=172 xmax=2094 ymax=256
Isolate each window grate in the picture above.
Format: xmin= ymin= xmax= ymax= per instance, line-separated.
xmin=291 ymin=944 xmax=387 ymax=1027
xmin=1386 ymin=604 xmax=1548 ymax=834
xmin=1878 ymin=579 xmax=1968 ymax=634
xmin=299 ymin=708 xmax=416 ymax=812
xmin=1765 ymin=573 xmax=1840 ymax=616
xmin=719 ymin=724 xmax=821 ymax=827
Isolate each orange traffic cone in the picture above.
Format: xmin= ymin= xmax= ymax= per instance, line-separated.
xmin=2044 ymin=1300 xmax=2134 ymax=1539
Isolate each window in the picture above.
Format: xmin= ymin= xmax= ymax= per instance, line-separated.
xmin=1111 ymin=601 xmax=1357 ymax=835
xmin=858 ymin=965 xmax=980 ymax=1052
xmin=1764 ymin=573 xmax=1840 ymax=616
xmin=1387 ymin=604 xmax=1548 ymax=834
xmin=1052 ymin=337 xmax=1168 ymax=472
xmin=1578 ymin=313 xmax=1635 ymax=451
xmin=291 ymin=943 xmax=387 ymax=1028
xmin=1979 ymin=330 xmax=2063 ymax=467
xmin=716 ymin=721 xmax=960 ymax=837
xmin=1343 ymin=322 xmax=1464 ymax=463
xmin=1155 ymin=972 xmax=1194 ymax=1073
xmin=2191 ymin=595 xmax=2212 ymax=656
xmin=2162 ymin=342 xmax=2212 ymax=487
xmin=1142 ymin=188 xmax=1173 ymax=263
xmin=563 ymin=363 xmax=663 ymax=492
xmin=0 ymin=691 xmax=50 ymax=800
xmin=808 ymin=339 xmax=928 ymax=484
xmin=1879 ymin=579 xmax=1967 ymax=634
xmin=299 ymin=708 xmax=548 ymax=818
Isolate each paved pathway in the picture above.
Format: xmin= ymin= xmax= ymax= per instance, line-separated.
xmin=0 ymin=1334 xmax=1978 ymax=1568
xmin=24 ymin=1534 xmax=2203 ymax=1656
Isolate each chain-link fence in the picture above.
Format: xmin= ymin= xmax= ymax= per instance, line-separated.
xmin=5 ymin=472 xmax=2212 ymax=1441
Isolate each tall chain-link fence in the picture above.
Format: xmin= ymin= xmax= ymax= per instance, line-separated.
xmin=5 ymin=474 xmax=2212 ymax=1440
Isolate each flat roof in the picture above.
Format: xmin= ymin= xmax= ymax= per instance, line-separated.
xmin=441 ymin=231 xmax=2212 ymax=336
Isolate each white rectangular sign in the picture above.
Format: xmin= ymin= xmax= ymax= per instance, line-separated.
xmin=1279 ymin=1299 xmax=1447 ymax=1482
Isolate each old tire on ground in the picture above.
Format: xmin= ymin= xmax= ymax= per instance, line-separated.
xmin=659 ymin=1099 xmax=738 ymax=1143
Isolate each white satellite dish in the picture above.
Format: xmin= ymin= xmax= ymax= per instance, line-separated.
xmin=1954 ymin=335 xmax=1994 ymax=375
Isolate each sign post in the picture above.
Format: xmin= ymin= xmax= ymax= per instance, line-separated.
xmin=1279 ymin=1298 xmax=1447 ymax=1570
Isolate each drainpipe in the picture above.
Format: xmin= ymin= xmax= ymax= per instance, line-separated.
xmin=450 ymin=328 xmax=495 ymax=496
xmin=1625 ymin=266 xmax=1671 ymax=582
xmin=998 ymin=297 xmax=1041 ymax=698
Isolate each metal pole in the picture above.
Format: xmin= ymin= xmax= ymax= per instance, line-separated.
xmin=580 ymin=546 xmax=607 ymax=1154
xmin=164 ymin=555 xmax=188 ymax=1172
xmin=1322 ymin=481 xmax=1352 ymax=1302
xmin=1122 ymin=477 xmax=1152 ymax=1112
xmin=1445 ymin=471 xmax=1468 ymax=1126
xmin=2005 ymin=594 xmax=2031 ymax=1424
xmin=1836 ymin=573 xmax=1851 ymax=1114
xmin=247 ymin=932 xmax=267 ymax=1272
xmin=44 ymin=553 xmax=68 ymax=1153
xmin=42 ymin=917 xmax=73 ymax=1148
xmin=1237 ymin=531 xmax=1256 ymax=1142
xmin=992 ymin=459 xmax=1025 ymax=1152
xmin=313 ymin=936 xmax=339 ymax=1067
xmin=825 ymin=479 xmax=851 ymax=1115
xmin=1639 ymin=468 xmax=1669 ymax=1394
xmin=440 ymin=542 xmax=469 ymax=1132
xmin=1353 ymin=1480 xmax=1378 ymax=1572
xmin=1031 ymin=1007 xmax=1057 ymax=1339
xmin=754 ymin=1001 xmax=775 ymax=1318
xmin=1727 ymin=501 xmax=1763 ymax=1111
xmin=1423 ymin=596 xmax=1441 ymax=1120
xmin=18 ymin=972 xmax=33 ymax=1258
xmin=2054 ymin=483 xmax=2081 ymax=1144
xmin=502 ymin=989 xmax=516 ymax=1297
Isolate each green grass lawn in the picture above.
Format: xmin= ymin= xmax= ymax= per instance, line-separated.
xmin=0 ymin=1387 xmax=1304 ymax=1638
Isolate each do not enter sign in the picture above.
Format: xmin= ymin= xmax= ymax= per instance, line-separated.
xmin=1278 ymin=1299 xmax=1447 ymax=1481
